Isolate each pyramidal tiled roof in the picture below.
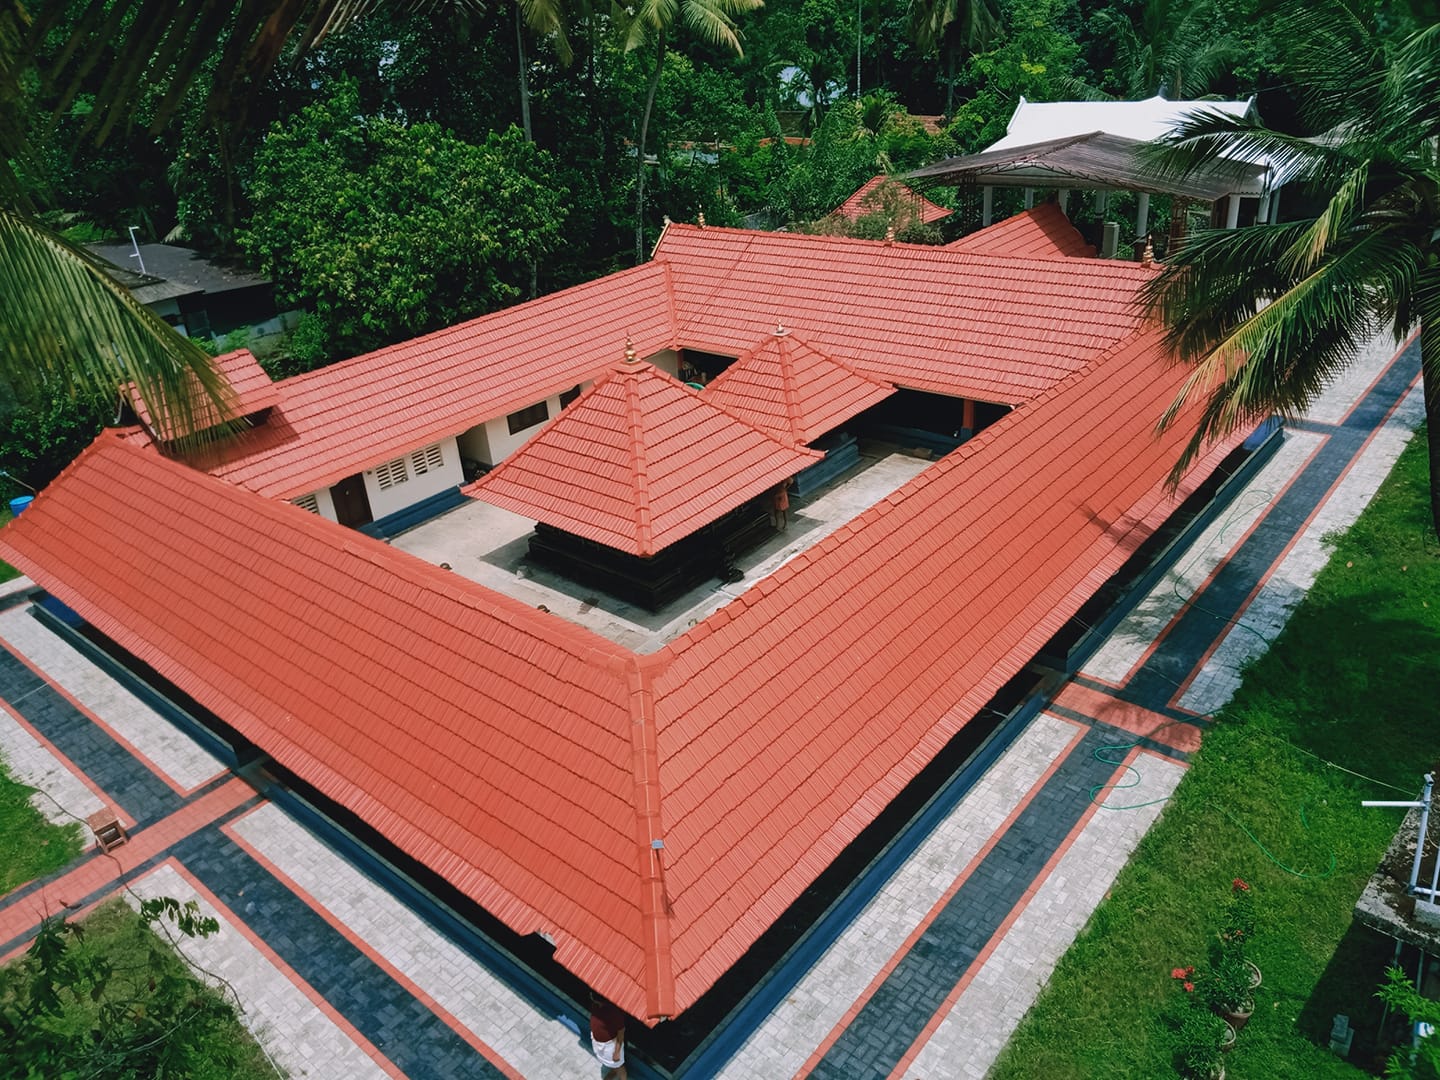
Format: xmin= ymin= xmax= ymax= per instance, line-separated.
xmin=946 ymin=203 xmax=1096 ymax=259
xmin=832 ymin=175 xmax=952 ymax=224
xmin=464 ymin=356 xmax=820 ymax=556
xmin=703 ymin=328 xmax=895 ymax=445
xmin=0 ymin=323 xmax=1245 ymax=1025
xmin=182 ymin=223 xmax=1155 ymax=500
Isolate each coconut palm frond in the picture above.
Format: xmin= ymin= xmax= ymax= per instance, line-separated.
xmin=1145 ymin=112 xmax=1350 ymax=191
xmin=520 ymin=0 xmax=574 ymax=66
xmin=0 ymin=210 xmax=234 ymax=442
xmin=1158 ymin=224 xmax=1417 ymax=452
xmin=1277 ymin=159 xmax=1370 ymax=278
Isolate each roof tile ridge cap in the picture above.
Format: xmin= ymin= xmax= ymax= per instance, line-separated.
xmin=660 ymin=259 xmax=682 ymax=348
xmin=689 ymin=383 xmax=823 ymax=461
xmin=775 ymin=335 xmax=807 ymax=445
xmin=623 ymin=655 xmax=677 ymax=1021
xmin=625 ymin=366 xmax=655 ymax=555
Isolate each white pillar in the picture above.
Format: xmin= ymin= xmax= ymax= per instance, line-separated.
xmin=1024 ymin=188 xmax=1035 ymax=209
xmin=1225 ymin=193 xmax=1241 ymax=229
xmin=1057 ymin=189 xmax=1070 ymax=216
xmin=981 ymin=185 xmax=994 ymax=227
xmin=1257 ymin=190 xmax=1272 ymax=223
xmin=1095 ymin=188 xmax=1109 ymax=213
xmin=1136 ymin=192 xmax=1150 ymax=237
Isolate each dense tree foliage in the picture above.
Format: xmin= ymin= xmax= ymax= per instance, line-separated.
xmin=240 ymin=82 xmax=567 ymax=365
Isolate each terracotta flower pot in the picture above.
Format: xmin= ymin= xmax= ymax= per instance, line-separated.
xmin=1220 ymin=1003 xmax=1252 ymax=1035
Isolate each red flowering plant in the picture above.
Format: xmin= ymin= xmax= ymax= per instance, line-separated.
xmin=1171 ymin=965 xmax=1197 ymax=994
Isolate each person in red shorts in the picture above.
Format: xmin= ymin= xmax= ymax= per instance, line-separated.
xmin=589 ymin=992 xmax=627 ymax=1079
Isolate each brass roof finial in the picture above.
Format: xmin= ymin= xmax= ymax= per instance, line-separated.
xmin=1141 ymin=236 xmax=1155 ymax=267
xmin=697 ymin=210 xmax=706 ymax=229
xmin=884 ymin=224 xmax=896 ymax=244
xmin=624 ymin=336 xmax=638 ymax=363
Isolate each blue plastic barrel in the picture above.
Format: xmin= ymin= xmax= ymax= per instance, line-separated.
xmin=8 ymin=496 xmax=32 ymax=517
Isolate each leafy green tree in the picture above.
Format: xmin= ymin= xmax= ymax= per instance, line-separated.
xmin=945 ymin=0 xmax=1081 ymax=152
xmin=0 ymin=381 xmax=109 ymax=496
xmin=1144 ymin=2 xmax=1440 ymax=532
xmin=240 ymin=83 xmax=568 ymax=365
xmin=619 ymin=0 xmax=763 ymax=262
xmin=0 ymin=898 xmax=272 ymax=1080
xmin=1067 ymin=0 xmax=1242 ymax=101
xmin=908 ymin=0 xmax=1000 ymax=116
xmin=1376 ymin=966 xmax=1440 ymax=1079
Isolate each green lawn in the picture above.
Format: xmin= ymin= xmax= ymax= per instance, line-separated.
xmin=992 ymin=430 xmax=1439 ymax=1079
xmin=1 ymin=899 xmax=282 ymax=1078
xmin=0 ymin=752 xmax=82 ymax=894
xmin=0 ymin=506 xmax=20 ymax=583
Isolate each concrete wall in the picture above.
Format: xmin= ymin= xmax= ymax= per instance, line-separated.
xmin=360 ymin=437 xmax=463 ymax=520
xmin=294 ymin=486 xmax=338 ymax=522
xmin=647 ymin=349 xmax=680 ymax=377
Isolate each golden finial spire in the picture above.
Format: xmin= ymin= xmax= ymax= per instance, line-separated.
xmin=1141 ymin=236 xmax=1155 ymax=267
xmin=697 ymin=210 xmax=706 ymax=228
xmin=624 ymin=336 xmax=638 ymax=363
xmin=884 ymin=224 xmax=896 ymax=244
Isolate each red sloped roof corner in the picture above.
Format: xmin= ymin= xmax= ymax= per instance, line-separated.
xmin=832 ymin=175 xmax=952 ymax=225
xmin=644 ymin=325 xmax=1246 ymax=1010
xmin=947 ymin=203 xmax=1096 ymax=259
xmin=187 ymin=262 xmax=679 ymax=500
xmin=624 ymin=655 xmax=677 ymax=1019
xmin=0 ymin=432 xmax=669 ymax=1020
xmin=127 ymin=348 xmax=280 ymax=442
xmin=703 ymin=329 xmax=895 ymax=445
xmin=652 ymin=223 xmax=1154 ymax=405
xmin=464 ymin=359 xmax=820 ymax=555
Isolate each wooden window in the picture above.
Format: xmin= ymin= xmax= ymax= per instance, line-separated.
xmin=506 ymin=401 xmax=549 ymax=435
xmin=558 ymin=385 xmax=582 ymax=408
xmin=373 ymin=457 xmax=409 ymax=490
xmin=293 ymin=493 xmax=320 ymax=514
xmin=410 ymin=442 xmax=444 ymax=476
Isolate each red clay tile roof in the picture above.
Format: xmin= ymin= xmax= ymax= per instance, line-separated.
xmin=652 ymin=224 xmax=1153 ymax=404
xmin=126 ymin=348 xmax=280 ymax=442
xmin=946 ymin=203 xmax=1096 ymax=258
xmin=465 ymin=358 xmax=820 ymax=555
xmin=185 ymin=262 xmax=680 ymax=499
xmin=702 ymin=328 xmax=895 ymax=445
xmin=0 ymin=320 xmax=1243 ymax=1023
xmin=0 ymin=433 xmax=671 ymax=1019
xmin=644 ymin=327 xmax=1244 ymax=1004
xmin=185 ymin=227 xmax=1150 ymax=500
xmin=831 ymin=175 xmax=952 ymax=224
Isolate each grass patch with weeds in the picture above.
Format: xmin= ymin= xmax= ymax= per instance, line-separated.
xmin=0 ymin=751 xmax=82 ymax=894
xmin=992 ymin=429 xmax=1439 ymax=1079
xmin=0 ymin=898 xmax=282 ymax=1078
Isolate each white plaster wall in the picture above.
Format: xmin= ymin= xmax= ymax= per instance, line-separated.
xmin=303 ymin=486 xmax=338 ymax=522
xmin=473 ymin=395 xmax=567 ymax=465
xmin=360 ymin=436 xmax=463 ymax=519
xmin=457 ymin=425 xmax=492 ymax=466
xmin=647 ymin=349 xmax=680 ymax=377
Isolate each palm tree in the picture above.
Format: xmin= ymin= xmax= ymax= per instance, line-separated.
xmin=620 ymin=0 xmax=762 ymax=263
xmin=907 ymin=0 xmax=999 ymax=117
xmin=516 ymin=0 xmax=573 ymax=142
xmin=1143 ymin=3 xmax=1440 ymax=531
xmin=1076 ymin=0 xmax=1241 ymax=101
xmin=0 ymin=0 xmax=408 ymax=439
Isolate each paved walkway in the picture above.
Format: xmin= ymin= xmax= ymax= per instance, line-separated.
xmin=0 ymin=330 xmax=1423 ymax=1078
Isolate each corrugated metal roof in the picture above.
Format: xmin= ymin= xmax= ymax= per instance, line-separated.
xmin=464 ymin=358 xmax=820 ymax=555
xmin=908 ymin=131 xmax=1266 ymax=201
